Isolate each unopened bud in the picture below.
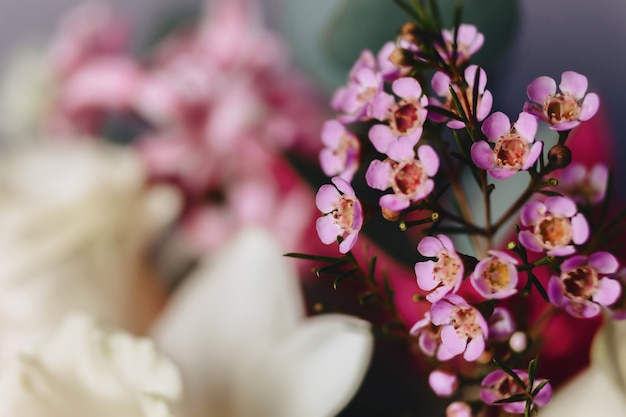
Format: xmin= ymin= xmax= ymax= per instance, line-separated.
xmin=446 ymin=401 xmax=473 ymax=417
xmin=382 ymin=207 xmax=401 ymax=221
xmin=509 ymin=331 xmax=528 ymax=352
xmin=548 ymin=144 xmax=572 ymax=168
xmin=399 ymin=21 xmax=419 ymax=44
xmin=389 ymin=47 xmax=417 ymax=67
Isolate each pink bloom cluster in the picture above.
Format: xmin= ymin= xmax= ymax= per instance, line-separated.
xmin=315 ymin=11 xmax=622 ymax=417
xmin=40 ymin=0 xmax=328 ymax=254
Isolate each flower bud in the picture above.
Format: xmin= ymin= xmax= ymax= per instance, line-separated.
xmin=429 ymin=369 xmax=458 ymax=397
xmin=547 ymin=144 xmax=572 ymax=168
xmin=446 ymin=401 xmax=473 ymax=417
xmin=389 ymin=47 xmax=418 ymax=68
xmin=381 ymin=207 xmax=401 ymax=221
xmin=509 ymin=331 xmax=528 ymax=352
xmin=399 ymin=22 xmax=419 ymax=44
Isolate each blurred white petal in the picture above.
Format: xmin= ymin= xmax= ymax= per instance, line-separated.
xmin=151 ymin=227 xmax=372 ymax=417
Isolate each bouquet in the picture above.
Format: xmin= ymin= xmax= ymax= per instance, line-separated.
xmin=293 ymin=1 xmax=626 ymax=415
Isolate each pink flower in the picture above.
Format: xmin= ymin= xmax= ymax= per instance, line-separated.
xmin=365 ymin=140 xmax=439 ymax=211
xmin=315 ymin=177 xmax=364 ymax=254
xmin=480 ymin=369 xmax=552 ymax=414
xmin=487 ymin=307 xmax=516 ymax=341
xmin=415 ymin=234 xmax=464 ymax=302
xmin=470 ymin=250 xmax=519 ymax=299
xmin=429 ymin=369 xmax=458 ymax=397
xmin=446 ymin=402 xmax=473 ymax=417
xmin=428 ymin=65 xmax=493 ymax=129
xmin=548 ymin=251 xmax=621 ymax=318
xmin=430 ymin=294 xmax=488 ymax=362
xmin=524 ymin=71 xmax=600 ymax=131
xmin=409 ymin=312 xmax=457 ymax=362
xmin=553 ymin=163 xmax=609 ymax=205
xmin=518 ymin=196 xmax=589 ymax=256
xmin=471 ymin=112 xmax=543 ymax=179
xmin=368 ymin=77 xmax=429 ymax=153
xmin=319 ymin=119 xmax=361 ymax=182
xmin=331 ymin=48 xmax=387 ymax=123
xmin=435 ymin=24 xmax=484 ymax=65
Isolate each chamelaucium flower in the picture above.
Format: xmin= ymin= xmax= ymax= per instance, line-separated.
xmin=471 ymin=111 xmax=543 ymax=179
xmin=307 ymin=2 xmax=624 ymax=416
xmin=548 ymin=251 xmax=621 ymax=318
xmin=428 ymin=65 xmax=493 ymax=129
xmin=415 ymin=234 xmax=464 ymax=302
xmin=524 ymin=70 xmax=600 ymax=131
xmin=315 ymin=177 xmax=364 ymax=254
xmin=518 ymin=196 xmax=590 ymax=256
xmin=319 ymin=119 xmax=361 ymax=182
xmin=480 ymin=369 xmax=552 ymax=414
xmin=365 ymin=140 xmax=439 ymax=211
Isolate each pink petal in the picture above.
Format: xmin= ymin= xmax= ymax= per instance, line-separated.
xmin=549 ymin=120 xmax=581 ymax=131
xmin=418 ymin=236 xmax=444 ymax=257
xmin=533 ymin=380 xmax=553 ymax=407
xmin=559 ymin=71 xmax=588 ymax=99
xmin=470 ymin=141 xmax=495 ymax=170
xmin=588 ymin=251 xmax=619 ymax=274
xmin=379 ymin=194 xmax=410 ymax=211
xmin=477 ymin=90 xmax=493 ymax=122
xmin=392 ymin=77 xmax=423 ymax=99
xmin=570 ymin=212 xmax=590 ymax=245
xmin=565 ymin=300 xmax=600 ymax=318
xmin=488 ymin=167 xmax=517 ymax=180
xmin=430 ymin=300 xmax=455 ymax=325
xmin=338 ymin=231 xmax=359 ymax=253
xmin=457 ymin=24 xmax=478 ymax=45
xmin=431 ymin=72 xmax=451 ymax=96
xmin=415 ymin=261 xmax=438 ymax=291
xmin=319 ymin=149 xmax=344 ymax=177
xmin=418 ymin=145 xmax=439 ymax=176
xmin=593 ymin=278 xmax=621 ymax=306
xmin=321 ymin=119 xmax=344 ymax=147
xmin=368 ymin=91 xmax=395 ymax=121
xmin=331 ymin=177 xmax=355 ymax=196
xmin=547 ymin=275 xmax=564 ymax=306
xmin=387 ymin=136 xmax=417 ymax=162
xmin=520 ymin=201 xmax=545 ymax=226
xmin=316 ymin=216 xmax=342 ymax=244
xmin=527 ymin=76 xmax=556 ymax=102
xmin=368 ymin=124 xmax=395 ymax=154
xmin=518 ymin=230 xmax=544 ymax=253
xmin=545 ymin=196 xmax=577 ymax=217
xmin=514 ymin=112 xmax=538 ymax=140
xmin=580 ymin=93 xmax=600 ymax=121
xmin=463 ymin=336 xmax=485 ymax=361
xmin=315 ymin=184 xmax=340 ymax=212
xmin=365 ymin=160 xmax=392 ymax=190
xmin=465 ymin=65 xmax=487 ymax=92
xmin=440 ymin=325 xmax=465 ymax=356
xmin=561 ymin=255 xmax=587 ymax=272
xmin=522 ymin=141 xmax=543 ymax=170
xmin=481 ymin=112 xmax=510 ymax=140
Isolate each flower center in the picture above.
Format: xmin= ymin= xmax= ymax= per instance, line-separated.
xmin=482 ymin=258 xmax=511 ymax=291
xmin=544 ymin=93 xmax=580 ymax=124
xmin=494 ymin=134 xmax=528 ymax=169
xmin=535 ymin=215 xmax=572 ymax=248
xmin=335 ymin=133 xmax=360 ymax=166
xmin=391 ymin=160 xmax=428 ymax=198
xmin=392 ymin=101 xmax=420 ymax=135
xmin=432 ymin=250 xmax=462 ymax=286
xmin=492 ymin=374 xmax=526 ymax=398
xmin=450 ymin=306 xmax=481 ymax=339
xmin=333 ymin=196 xmax=356 ymax=230
xmin=562 ymin=266 xmax=597 ymax=300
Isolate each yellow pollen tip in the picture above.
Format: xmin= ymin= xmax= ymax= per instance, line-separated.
xmin=431 ymin=212 xmax=440 ymax=221
xmin=506 ymin=241 xmax=517 ymax=250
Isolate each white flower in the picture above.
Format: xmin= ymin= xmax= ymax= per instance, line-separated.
xmin=0 ymin=313 xmax=182 ymax=417
xmin=0 ymin=141 xmax=180 ymax=363
xmin=540 ymin=319 xmax=626 ymax=416
xmin=0 ymin=45 xmax=57 ymax=142
xmin=151 ymin=227 xmax=374 ymax=417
